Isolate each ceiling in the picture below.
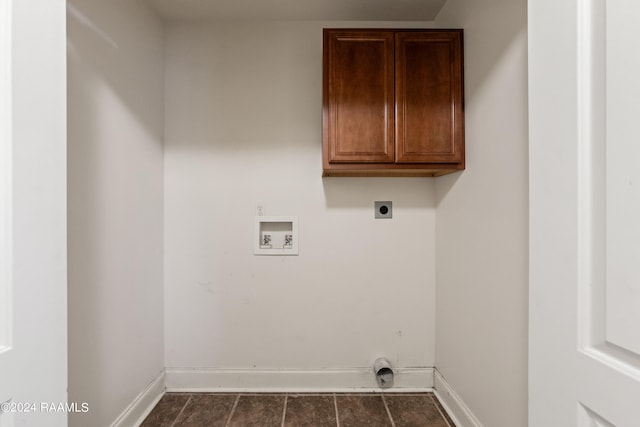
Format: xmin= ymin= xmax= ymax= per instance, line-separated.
xmin=145 ymin=0 xmax=447 ymax=22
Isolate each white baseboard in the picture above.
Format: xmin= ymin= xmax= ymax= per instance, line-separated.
xmin=104 ymin=366 xmax=482 ymax=427
xmin=110 ymin=370 xmax=166 ymax=427
xmin=165 ymin=367 xmax=434 ymax=393
xmin=433 ymin=369 xmax=482 ymax=427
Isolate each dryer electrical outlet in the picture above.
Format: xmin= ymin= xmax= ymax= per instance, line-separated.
xmin=375 ymin=201 xmax=392 ymax=219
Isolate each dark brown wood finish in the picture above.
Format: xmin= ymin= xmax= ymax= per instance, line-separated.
xmin=324 ymin=30 xmax=395 ymax=164
xmin=322 ymin=29 xmax=465 ymax=177
xmin=395 ymin=31 xmax=464 ymax=164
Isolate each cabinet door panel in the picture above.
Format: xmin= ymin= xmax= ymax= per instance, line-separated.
xmin=395 ymin=31 xmax=464 ymax=164
xmin=324 ymin=31 xmax=395 ymax=163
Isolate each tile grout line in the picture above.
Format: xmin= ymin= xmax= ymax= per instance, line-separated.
xmin=380 ymin=394 xmax=396 ymax=427
xmin=333 ymin=393 xmax=340 ymax=427
xmin=429 ymin=394 xmax=453 ymax=427
xmin=169 ymin=395 xmax=192 ymax=427
xmin=224 ymin=394 xmax=241 ymax=427
xmin=281 ymin=394 xmax=288 ymax=427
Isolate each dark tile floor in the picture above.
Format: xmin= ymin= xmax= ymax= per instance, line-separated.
xmin=141 ymin=392 xmax=455 ymax=427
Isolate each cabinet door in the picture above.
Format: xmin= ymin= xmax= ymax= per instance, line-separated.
xmin=324 ymin=30 xmax=395 ymax=163
xmin=395 ymin=31 xmax=464 ymax=164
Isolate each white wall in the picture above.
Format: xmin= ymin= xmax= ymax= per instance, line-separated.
xmin=67 ymin=0 xmax=165 ymax=425
xmin=164 ymin=21 xmax=437 ymax=384
xmin=433 ymin=1 xmax=529 ymax=426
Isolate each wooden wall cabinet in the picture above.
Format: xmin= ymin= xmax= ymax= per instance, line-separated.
xmin=322 ymin=29 xmax=465 ymax=177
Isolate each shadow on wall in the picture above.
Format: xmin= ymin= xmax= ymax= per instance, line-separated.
xmin=322 ymin=177 xmax=436 ymax=209
xmin=435 ymin=0 xmax=527 ymax=121
xmin=67 ymin=1 xmax=164 ymax=142
xmin=432 ymin=0 xmax=528 ymax=206
xmin=433 ymin=171 xmax=463 ymax=208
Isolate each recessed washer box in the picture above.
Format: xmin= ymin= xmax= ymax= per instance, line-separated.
xmin=254 ymin=216 xmax=299 ymax=255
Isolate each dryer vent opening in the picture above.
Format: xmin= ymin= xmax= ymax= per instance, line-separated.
xmin=373 ymin=357 xmax=394 ymax=388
